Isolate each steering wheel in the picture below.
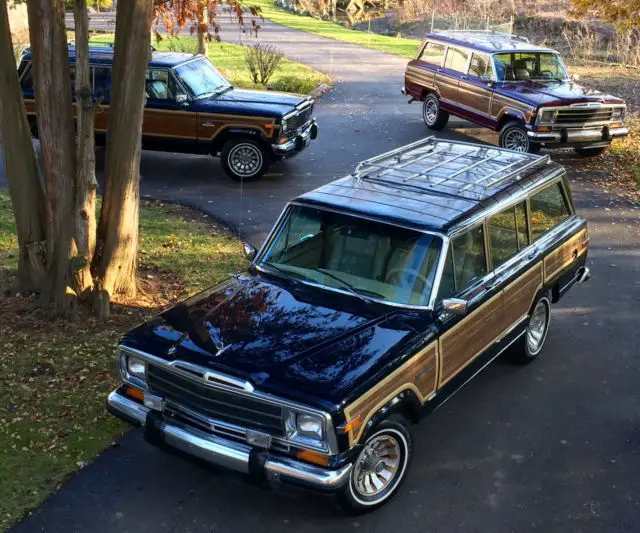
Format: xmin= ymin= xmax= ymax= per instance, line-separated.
xmin=385 ymin=268 xmax=430 ymax=288
xmin=540 ymin=69 xmax=555 ymax=78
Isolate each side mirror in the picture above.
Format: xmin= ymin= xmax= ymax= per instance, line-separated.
xmin=176 ymin=93 xmax=189 ymax=104
xmin=480 ymin=75 xmax=493 ymax=86
xmin=570 ymin=73 xmax=580 ymax=82
xmin=441 ymin=298 xmax=468 ymax=316
xmin=242 ymin=242 xmax=257 ymax=262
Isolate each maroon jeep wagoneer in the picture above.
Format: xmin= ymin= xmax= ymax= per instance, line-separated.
xmin=402 ymin=31 xmax=628 ymax=156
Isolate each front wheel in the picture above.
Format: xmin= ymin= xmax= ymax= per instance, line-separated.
xmin=509 ymin=294 xmax=551 ymax=365
xmin=336 ymin=415 xmax=412 ymax=514
xmin=575 ymin=146 xmax=607 ymax=157
xmin=220 ymin=138 xmax=269 ymax=182
xmin=499 ymin=121 xmax=539 ymax=153
xmin=422 ymin=93 xmax=449 ymax=131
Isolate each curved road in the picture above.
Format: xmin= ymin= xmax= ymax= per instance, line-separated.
xmin=7 ymin=15 xmax=640 ymax=533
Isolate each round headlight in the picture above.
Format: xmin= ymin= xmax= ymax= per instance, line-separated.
xmin=127 ymin=357 xmax=147 ymax=379
xmin=297 ymin=413 xmax=324 ymax=439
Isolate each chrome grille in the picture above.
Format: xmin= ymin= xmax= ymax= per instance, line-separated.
xmin=147 ymin=365 xmax=285 ymax=436
xmin=554 ymin=107 xmax=613 ymax=127
xmin=284 ymin=103 xmax=313 ymax=132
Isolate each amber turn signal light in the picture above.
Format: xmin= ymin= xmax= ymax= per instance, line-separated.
xmin=125 ymin=385 xmax=144 ymax=402
xmin=342 ymin=415 xmax=362 ymax=434
xmin=296 ymin=449 xmax=330 ymax=467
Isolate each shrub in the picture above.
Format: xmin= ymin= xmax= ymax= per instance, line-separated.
xmin=162 ymin=37 xmax=199 ymax=54
xmin=244 ymin=43 xmax=283 ymax=85
xmin=270 ymin=75 xmax=317 ymax=94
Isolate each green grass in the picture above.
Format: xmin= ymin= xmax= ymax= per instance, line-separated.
xmin=248 ymin=0 xmax=421 ymax=58
xmin=0 ymin=190 xmax=245 ymax=530
xmin=90 ymin=34 xmax=332 ymax=95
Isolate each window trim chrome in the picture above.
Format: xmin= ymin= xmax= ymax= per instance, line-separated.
xmin=119 ymin=345 xmax=339 ymax=455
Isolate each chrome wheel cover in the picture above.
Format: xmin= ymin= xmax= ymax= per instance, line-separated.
xmin=526 ymin=299 xmax=549 ymax=355
xmin=228 ymin=143 xmax=263 ymax=178
xmin=503 ymin=128 xmax=530 ymax=152
xmin=352 ymin=434 xmax=401 ymax=499
xmin=423 ymin=98 xmax=438 ymax=125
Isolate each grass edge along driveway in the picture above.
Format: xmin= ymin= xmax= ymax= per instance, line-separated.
xmin=249 ymin=0 xmax=420 ymax=58
xmin=0 ymin=190 xmax=245 ymax=531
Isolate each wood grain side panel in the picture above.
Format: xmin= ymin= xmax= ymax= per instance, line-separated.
xmin=198 ymin=112 xmax=277 ymax=141
xmin=439 ymin=292 xmax=503 ymax=386
xmin=343 ymin=342 xmax=438 ymax=447
xmin=503 ymin=262 xmax=543 ymax=320
xmin=406 ymin=65 xmax=436 ymax=90
xmin=544 ymin=229 xmax=588 ymax=282
xmin=23 ymin=98 xmax=36 ymax=115
xmin=143 ymin=108 xmax=198 ymax=139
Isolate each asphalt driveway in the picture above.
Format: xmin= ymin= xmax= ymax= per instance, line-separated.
xmin=4 ymin=14 xmax=640 ymax=533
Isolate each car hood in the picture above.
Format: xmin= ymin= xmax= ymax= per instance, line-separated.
xmin=192 ymin=88 xmax=309 ymax=118
xmin=497 ymin=80 xmax=625 ymax=107
xmin=122 ymin=274 xmax=422 ymax=409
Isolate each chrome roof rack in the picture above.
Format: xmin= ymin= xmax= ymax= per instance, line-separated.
xmin=354 ymin=137 xmax=550 ymax=201
xmin=431 ymin=29 xmax=530 ymax=44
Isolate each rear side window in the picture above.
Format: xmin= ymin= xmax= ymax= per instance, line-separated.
xmin=418 ymin=41 xmax=446 ymax=66
xmin=451 ymin=225 xmax=487 ymax=290
xmin=488 ymin=201 xmax=530 ymax=267
xmin=529 ymin=183 xmax=570 ymax=240
xmin=93 ymin=66 xmax=111 ymax=101
xmin=444 ymin=47 xmax=469 ymax=73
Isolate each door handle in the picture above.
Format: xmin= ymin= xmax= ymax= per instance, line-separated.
xmin=460 ymin=75 xmax=468 ymax=80
xmin=527 ymin=247 xmax=540 ymax=260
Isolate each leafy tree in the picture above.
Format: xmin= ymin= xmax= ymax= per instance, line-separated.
xmin=572 ymin=0 xmax=640 ymax=30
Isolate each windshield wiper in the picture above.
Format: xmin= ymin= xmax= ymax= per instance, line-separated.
xmin=308 ymin=268 xmax=376 ymax=305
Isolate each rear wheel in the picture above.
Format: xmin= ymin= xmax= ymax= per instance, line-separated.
xmin=220 ymin=137 xmax=269 ymax=182
xmin=499 ymin=121 xmax=539 ymax=153
xmin=575 ymin=146 xmax=607 ymax=157
xmin=509 ymin=294 xmax=551 ymax=365
xmin=422 ymin=93 xmax=449 ymax=131
xmin=337 ymin=415 xmax=412 ymax=514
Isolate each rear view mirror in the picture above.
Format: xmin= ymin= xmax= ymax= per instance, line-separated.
xmin=441 ymin=298 xmax=468 ymax=316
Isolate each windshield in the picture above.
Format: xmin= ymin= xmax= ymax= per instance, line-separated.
xmin=258 ymin=205 xmax=444 ymax=307
xmin=174 ymin=58 xmax=231 ymax=100
xmin=493 ymin=52 xmax=568 ymax=82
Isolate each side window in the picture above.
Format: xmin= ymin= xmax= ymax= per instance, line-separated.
xmin=93 ymin=67 xmax=111 ymax=101
xmin=145 ymin=70 xmax=173 ymax=100
xmin=468 ymin=53 xmax=491 ymax=78
xmin=418 ymin=41 xmax=446 ymax=66
xmin=451 ymin=225 xmax=487 ymax=290
xmin=529 ymin=183 xmax=570 ymax=241
xmin=20 ymin=62 xmax=34 ymax=91
xmin=444 ymin=47 xmax=469 ymax=73
xmin=488 ymin=207 xmax=518 ymax=266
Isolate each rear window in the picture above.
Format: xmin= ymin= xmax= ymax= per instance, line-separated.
xmin=468 ymin=53 xmax=493 ymax=79
xmin=418 ymin=41 xmax=445 ymax=66
xmin=529 ymin=183 xmax=570 ymax=240
xmin=444 ymin=47 xmax=468 ymax=73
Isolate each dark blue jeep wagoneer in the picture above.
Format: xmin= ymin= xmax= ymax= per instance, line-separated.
xmin=18 ymin=44 xmax=318 ymax=182
xmin=107 ymin=138 xmax=590 ymax=512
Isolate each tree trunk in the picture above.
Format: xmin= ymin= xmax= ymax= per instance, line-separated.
xmin=0 ymin=0 xmax=46 ymax=292
xmin=197 ymin=3 xmax=208 ymax=57
xmin=73 ymin=0 xmax=97 ymax=297
xmin=95 ymin=0 xmax=154 ymax=317
xmin=27 ymin=0 xmax=77 ymax=317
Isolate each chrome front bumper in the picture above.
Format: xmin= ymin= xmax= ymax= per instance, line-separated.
xmin=272 ymin=120 xmax=318 ymax=156
xmin=107 ymin=391 xmax=352 ymax=491
xmin=528 ymin=126 xmax=628 ymax=145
